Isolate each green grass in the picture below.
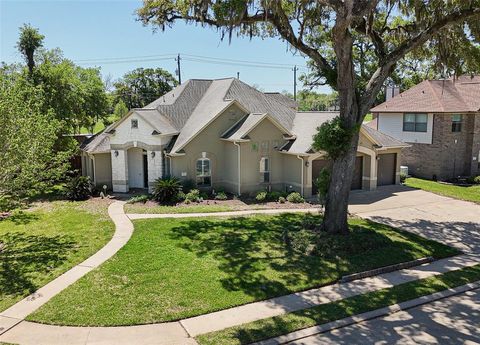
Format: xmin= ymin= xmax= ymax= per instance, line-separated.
xmin=406 ymin=177 xmax=480 ymax=204
xmin=0 ymin=200 xmax=114 ymax=312
xmin=124 ymin=203 xmax=235 ymax=214
xmin=196 ymin=264 xmax=480 ymax=345
xmin=363 ymin=113 xmax=373 ymax=122
xmin=79 ymin=121 xmax=105 ymax=134
xmin=29 ymin=214 xmax=457 ymax=326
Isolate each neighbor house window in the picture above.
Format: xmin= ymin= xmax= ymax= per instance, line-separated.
xmin=403 ymin=113 xmax=427 ymax=132
xmin=196 ymin=158 xmax=211 ymax=186
xmin=259 ymin=157 xmax=270 ymax=183
xmin=131 ymin=119 xmax=138 ymax=128
xmin=452 ymin=114 xmax=462 ymax=132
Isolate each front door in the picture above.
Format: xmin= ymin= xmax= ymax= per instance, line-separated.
xmin=143 ymin=153 xmax=148 ymax=188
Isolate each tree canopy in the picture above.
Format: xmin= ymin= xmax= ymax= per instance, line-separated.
xmin=16 ymin=23 xmax=44 ymax=75
xmin=137 ymin=0 xmax=480 ymax=234
xmin=114 ymin=67 xmax=177 ymax=109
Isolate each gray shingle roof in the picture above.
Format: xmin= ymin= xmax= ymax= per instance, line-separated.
xmin=371 ymin=75 xmax=480 ymax=113
xmin=80 ymin=130 xmax=111 ymax=153
xmin=361 ymin=124 xmax=410 ymax=148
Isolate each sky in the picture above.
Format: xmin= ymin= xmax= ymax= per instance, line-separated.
xmin=0 ymin=0 xmax=331 ymax=94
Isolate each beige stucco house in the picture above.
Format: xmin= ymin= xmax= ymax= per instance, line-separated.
xmin=81 ymin=78 xmax=408 ymax=197
xmin=370 ymin=75 xmax=480 ymax=180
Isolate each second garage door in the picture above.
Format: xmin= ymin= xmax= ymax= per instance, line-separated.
xmin=377 ymin=153 xmax=396 ymax=186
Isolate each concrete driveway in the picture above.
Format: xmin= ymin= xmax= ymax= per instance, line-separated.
xmin=349 ymin=185 xmax=480 ymax=254
xmin=287 ymin=288 xmax=480 ymax=345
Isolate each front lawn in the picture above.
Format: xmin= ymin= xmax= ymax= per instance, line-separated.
xmin=0 ymin=199 xmax=114 ymax=312
xmin=29 ymin=213 xmax=457 ymax=326
xmin=124 ymin=202 xmax=235 ymax=214
xmin=405 ymin=177 xmax=480 ymax=204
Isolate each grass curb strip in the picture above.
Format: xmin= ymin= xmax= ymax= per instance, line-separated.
xmin=195 ymin=264 xmax=480 ymax=345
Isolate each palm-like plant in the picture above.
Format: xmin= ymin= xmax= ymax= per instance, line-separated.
xmin=152 ymin=177 xmax=182 ymax=204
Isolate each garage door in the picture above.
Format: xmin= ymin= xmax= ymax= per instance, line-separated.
xmin=312 ymin=156 xmax=363 ymax=194
xmin=377 ymin=153 xmax=396 ymax=186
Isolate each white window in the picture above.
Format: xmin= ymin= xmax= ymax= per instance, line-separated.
xmin=403 ymin=113 xmax=427 ymax=132
xmin=196 ymin=158 xmax=211 ymax=186
xmin=131 ymin=119 xmax=138 ymax=129
xmin=259 ymin=157 xmax=270 ymax=183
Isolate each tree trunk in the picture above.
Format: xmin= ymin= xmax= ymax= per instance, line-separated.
xmin=321 ymin=7 xmax=362 ymax=234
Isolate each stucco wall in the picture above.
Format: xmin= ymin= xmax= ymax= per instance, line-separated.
xmin=93 ymin=153 xmax=112 ymax=188
xmin=170 ymin=104 xmax=247 ymax=193
xmin=239 ymin=119 xmax=287 ymax=195
xmin=376 ymin=112 xmax=434 ymax=144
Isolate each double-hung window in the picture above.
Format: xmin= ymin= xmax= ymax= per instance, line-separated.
xmin=451 ymin=114 xmax=462 ymax=132
xmin=259 ymin=157 xmax=270 ymax=183
xmin=196 ymin=158 xmax=211 ymax=186
xmin=403 ymin=113 xmax=427 ymax=132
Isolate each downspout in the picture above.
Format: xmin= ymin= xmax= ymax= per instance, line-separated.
xmin=296 ymin=155 xmax=304 ymax=196
xmin=234 ymin=141 xmax=241 ymax=196
xmin=163 ymin=150 xmax=172 ymax=178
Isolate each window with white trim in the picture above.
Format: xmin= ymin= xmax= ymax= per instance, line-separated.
xmin=259 ymin=157 xmax=270 ymax=183
xmin=451 ymin=114 xmax=462 ymax=132
xmin=403 ymin=113 xmax=427 ymax=132
xmin=196 ymin=158 xmax=211 ymax=186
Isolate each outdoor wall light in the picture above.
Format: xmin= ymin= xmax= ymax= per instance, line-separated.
xmin=114 ymin=150 xmax=119 ymax=157
xmin=151 ymin=151 xmax=156 ymax=158
xmin=305 ymin=161 xmax=310 ymax=167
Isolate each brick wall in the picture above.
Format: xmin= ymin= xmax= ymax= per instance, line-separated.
xmin=401 ymin=113 xmax=479 ymax=180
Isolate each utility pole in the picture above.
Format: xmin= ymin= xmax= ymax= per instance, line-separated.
xmin=293 ymin=65 xmax=298 ymax=101
xmin=237 ymin=72 xmax=240 ymax=80
xmin=176 ymin=54 xmax=182 ymax=84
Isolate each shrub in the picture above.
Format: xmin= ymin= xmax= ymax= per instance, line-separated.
xmin=215 ymin=191 xmax=228 ymax=200
xmin=185 ymin=189 xmax=201 ymax=202
xmin=287 ymin=192 xmax=305 ymax=203
xmin=177 ymin=191 xmax=186 ymax=201
xmin=278 ymin=196 xmax=286 ymax=204
xmin=152 ymin=177 xmax=182 ymax=204
xmin=64 ymin=176 xmax=92 ymax=201
xmin=181 ymin=179 xmax=196 ymax=193
xmin=266 ymin=191 xmax=282 ymax=202
xmin=467 ymin=175 xmax=480 ymax=184
xmin=255 ymin=191 xmax=267 ymax=202
xmin=314 ymin=168 xmax=330 ymax=207
xmin=126 ymin=194 xmax=149 ymax=204
xmin=289 ymin=229 xmax=316 ymax=255
xmin=400 ymin=172 xmax=407 ymax=184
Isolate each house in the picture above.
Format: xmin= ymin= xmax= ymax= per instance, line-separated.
xmin=371 ymin=75 xmax=480 ymax=180
xmin=81 ymin=78 xmax=408 ymax=197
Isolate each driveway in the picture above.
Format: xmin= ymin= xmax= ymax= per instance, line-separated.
xmin=287 ymin=288 xmax=480 ymax=345
xmin=349 ymin=185 xmax=480 ymax=254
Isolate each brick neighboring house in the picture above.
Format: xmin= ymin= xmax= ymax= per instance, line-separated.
xmin=370 ymin=75 xmax=480 ymax=180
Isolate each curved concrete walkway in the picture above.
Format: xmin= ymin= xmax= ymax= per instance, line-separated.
xmin=1 ymin=194 xmax=479 ymax=345
xmin=0 ymin=201 xmax=133 ymax=335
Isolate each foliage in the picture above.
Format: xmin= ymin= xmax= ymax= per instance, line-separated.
xmin=286 ymin=192 xmax=305 ymax=203
xmin=266 ymin=191 xmax=283 ymax=202
xmin=181 ymin=179 xmax=196 ymax=193
xmin=278 ymin=196 xmax=286 ymax=204
xmin=16 ymin=24 xmax=44 ymax=74
xmin=27 ymin=214 xmax=457 ymax=326
xmin=312 ymin=117 xmax=358 ymax=159
xmin=124 ymin=203 xmax=234 ymax=214
xmin=0 ymin=71 xmax=74 ymax=211
xmin=255 ymin=191 xmax=267 ymax=202
xmin=114 ymin=67 xmax=177 ymax=109
xmin=314 ymin=168 xmax=330 ymax=207
xmin=297 ymin=90 xmax=338 ymax=111
xmin=152 ymin=177 xmax=182 ymax=204
xmin=288 ymin=229 xmax=316 ymax=255
xmin=400 ymin=172 xmax=408 ymax=184
xmin=214 ymin=191 xmax=228 ymax=200
xmin=126 ymin=194 xmax=150 ymax=204
xmin=185 ymin=189 xmax=202 ymax=202
xmin=63 ymin=176 xmax=92 ymax=201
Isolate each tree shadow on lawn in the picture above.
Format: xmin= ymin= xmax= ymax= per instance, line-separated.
xmin=5 ymin=211 xmax=39 ymax=225
xmin=169 ymin=214 xmax=441 ymax=301
xmin=0 ymin=232 xmax=77 ymax=299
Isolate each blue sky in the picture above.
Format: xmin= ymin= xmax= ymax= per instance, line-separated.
xmin=0 ymin=0 xmax=330 ymax=93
